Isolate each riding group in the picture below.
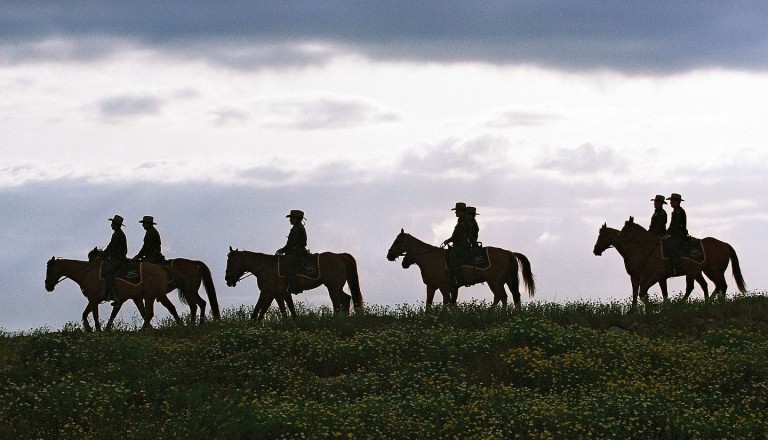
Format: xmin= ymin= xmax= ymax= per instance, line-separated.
xmin=46 ymin=193 xmax=743 ymax=331
xmin=45 ymin=202 xmax=537 ymax=331
xmin=593 ymin=193 xmax=746 ymax=309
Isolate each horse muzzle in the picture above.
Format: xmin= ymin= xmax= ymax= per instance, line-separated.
xmin=44 ymin=281 xmax=55 ymax=292
xmin=593 ymin=246 xmax=604 ymax=256
xmin=386 ymin=250 xmax=399 ymax=261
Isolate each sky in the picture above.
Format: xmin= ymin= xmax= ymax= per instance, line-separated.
xmin=2 ymin=1 xmax=768 ymax=332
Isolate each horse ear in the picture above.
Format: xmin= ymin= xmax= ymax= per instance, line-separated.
xmin=601 ymin=223 xmax=606 ymax=229
xmin=400 ymin=228 xmax=404 ymax=234
xmin=49 ymin=256 xmax=55 ymax=262
xmin=629 ymin=216 xmax=634 ymax=223
xmin=229 ymin=245 xmax=233 ymax=252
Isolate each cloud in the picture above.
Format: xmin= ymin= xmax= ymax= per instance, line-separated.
xmin=487 ymin=110 xmax=560 ymax=128
xmin=1 ymin=2 xmax=766 ymax=73
xmin=93 ymin=94 xmax=163 ymax=120
xmin=398 ymin=135 xmax=515 ymax=178
xmin=210 ymin=106 xmax=250 ymax=126
xmin=538 ymin=143 xmax=627 ymax=176
xmin=262 ymin=96 xmax=399 ymax=130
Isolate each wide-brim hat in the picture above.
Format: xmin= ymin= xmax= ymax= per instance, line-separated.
xmin=466 ymin=206 xmax=478 ymax=215
xmin=108 ymin=215 xmax=125 ymax=227
xmin=139 ymin=215 xmax=157 ymax=225
xmin=286 ymin=209 xmax=305 ymax=219
xmin=666 ymin=193 xmax=684 ymax=202
xmin=651 ymin=195 xmax=667 ymax=204
xmin=451 ymin=202 xmax=467 ymax=211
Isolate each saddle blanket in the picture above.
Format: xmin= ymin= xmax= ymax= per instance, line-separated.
xmin=99 ymin=260 xmax=143 ymax=285
xmin=278 ymin=253 xmax=321 ymax=280
xmin=445 ymin=247 xmax=491 ymax=271
xmin=661 ymin=237 xmax=705 ymax=264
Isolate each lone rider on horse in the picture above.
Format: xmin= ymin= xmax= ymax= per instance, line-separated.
xmin=102 ymin=214 xmax=128 ymax=302
xmin=276 ymin=209 xmax=308 ymax=294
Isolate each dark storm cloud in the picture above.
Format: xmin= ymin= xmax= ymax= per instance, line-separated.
xmin=1 ymin=2 xmax=766 ymax=73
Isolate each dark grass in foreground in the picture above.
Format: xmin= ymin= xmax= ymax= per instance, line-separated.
xmin=2 ymin=292 xmax=768 ymax=439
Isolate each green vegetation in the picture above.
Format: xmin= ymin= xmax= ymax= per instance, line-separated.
xmin=2 ymin=293 xmax=768 ymax=439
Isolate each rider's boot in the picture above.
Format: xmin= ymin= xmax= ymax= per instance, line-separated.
xmin=105 ymin=277 xmax=116 ymax=302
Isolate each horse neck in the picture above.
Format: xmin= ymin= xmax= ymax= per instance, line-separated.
xmin=56 ymin=259 xmax=92 ymax=284
xmin=405 ymin=234 xmax=439 ymax=254
xmin=615 ymin=228 xmax=657 ymax=264
xmin=241 ymin=251 xmax=274 ymax=275
xmin=404 ymin=234 xmax=443 ymax=267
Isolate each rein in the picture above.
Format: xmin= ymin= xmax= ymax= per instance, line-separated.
xmin=236 ymin=272 xmax=254 ymax=282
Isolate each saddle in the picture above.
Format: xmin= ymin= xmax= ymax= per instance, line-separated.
xmin=99 ymin=260 xmax=143 ymax=285
xmin=446 ymin=246 xmax=491 ymax=270
xmin=661 ymin=236 xmax=705 ymax=263
xmin=278 ymin=253 xmax=321 ymax=280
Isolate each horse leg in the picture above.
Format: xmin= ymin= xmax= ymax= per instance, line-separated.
xmin=91 ymin=301 xmax=102 ymax=331
xmin=426 ymin=285 xmax=437 ymax=306
xmin=157 ymin=294 xmax=184 ymax=326
xmin=251 ymin=291 xmax=273 ymax=321
xmin=695 ymin=273 xmax=709 ymax=301
xmin=682 ymin=275 xmax=695 ymax=301
xmin=275 ymin=295 xmax=288 ymax=318
xmin=630 ymin=277 xmax=640 ymax=311
xmin=704 ymin=268 xmax=727 ymax=301
xmin=638 ymin=282 xmax=654 ymax=311
xmin=438 ymin=286 xmax=455 ymax=305
xmin=506 ymin=278 xmax=522 ymax=310
xmin=284 ymin=294 xmax=297 ymax=319
xmin=82 ymin=301 xmax=96 ymax=332
xmin=105 ymin=300 xmax=126 ymax=330
xmin=328 ymin=286 xmax=351 ymax=315
xmin=658 ymin=278 xmax=669 ymax=302
xmin=489 ymin=282 xmax=509 ymax=310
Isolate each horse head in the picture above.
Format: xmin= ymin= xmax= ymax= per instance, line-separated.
xmin=593 ymin=223 xmax=617 ymax=256
xmin=225 ymin=246 xmax=245 ymax=287
xmin=619 ymin=216 xmax=649 ymax=243
xmin=45 ymin=257 xmax=60 ymax=292
xmin=87 ymin=247 xmax=103 ymax=262
xmin=387 ymin=228 xmax=408 ymax=261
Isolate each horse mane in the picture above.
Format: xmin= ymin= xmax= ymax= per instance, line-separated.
xmin=401 ymin=231 xmax=440 ymax=250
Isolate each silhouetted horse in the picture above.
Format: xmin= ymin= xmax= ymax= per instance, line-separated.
xmin=89 ymin=249 xmax=220 ymax=324
xmin=225 ymin=247 xmax=364 ymax=320
xmin=593 ymin=223 xmax=709 ymax=307
xmin=45 ymin=256 xmax=182 ymax=331
xmin=387 ymin=229 xmax=535 ymax=310
xmin=600 ymin=217 xmax=746 ymax=308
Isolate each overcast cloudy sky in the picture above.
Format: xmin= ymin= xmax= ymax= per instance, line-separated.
xmin=2 ymin=2 xmax=767 ymax=332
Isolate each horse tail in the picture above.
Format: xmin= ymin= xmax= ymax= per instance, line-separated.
xmin=728 ymin=244 xmax=747 ymax=293
xmin=341 ymin=253 xmax=364 ymax=310
xmin=511 ymin=252 xmax=536 ymax=297
xmin=198 ymin=261 xmax=221 ymax=319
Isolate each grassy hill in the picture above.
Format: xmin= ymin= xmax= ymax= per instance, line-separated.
xmin=2 ymin=293 xmax=768 ymax=439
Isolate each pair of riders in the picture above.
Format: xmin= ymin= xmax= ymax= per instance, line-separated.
xmin=101 ymin=214 xmax=165 ymax=302
xmin=648 ymin=193 xmax=688 ymax=275
xmin=441 ymin=202 xmax=480 ymax=290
